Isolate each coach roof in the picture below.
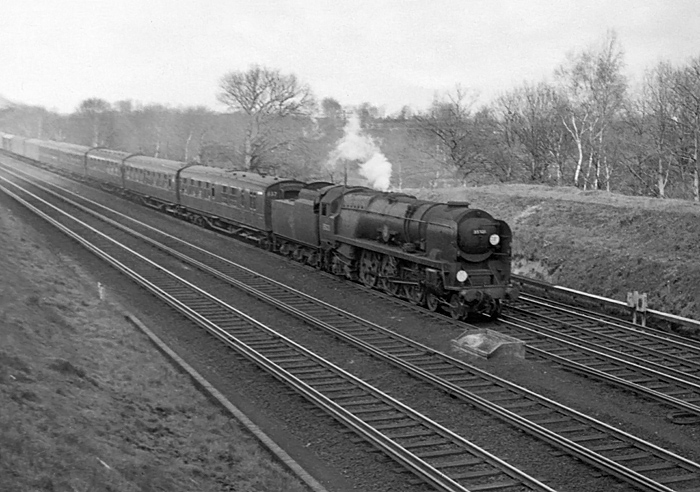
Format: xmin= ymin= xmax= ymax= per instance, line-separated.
xmin=125 ymin=154 xmax=185 ymax=173
xmin=180 ymin=165 xmax=304 ymax=189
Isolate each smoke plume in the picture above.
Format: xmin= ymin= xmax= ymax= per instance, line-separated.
xmin=326 ymin=113 xmax=392 ymax=191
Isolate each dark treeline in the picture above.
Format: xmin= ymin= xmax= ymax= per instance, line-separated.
xmin=2 ymin=31 xmax=699 ymax=200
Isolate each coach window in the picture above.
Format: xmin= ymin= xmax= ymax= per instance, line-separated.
xmin=240 ymin=190 xmax=246 ymax=207
xmin=250 ymin=193 xmax=257 ymax=210
xmin=211 ymin=184 xmax=215 ymax=198
xmin=321 ymin=203 xmax=328 ymax=216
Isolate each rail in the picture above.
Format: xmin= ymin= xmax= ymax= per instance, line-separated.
xmin=513 ymin=274 xmax=700 ymax=334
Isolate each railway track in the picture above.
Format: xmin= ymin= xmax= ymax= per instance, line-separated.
xmin=316 ymin=238 xmax=700 ymax=420
xmin=0 ymin=165 xmax=555 ymax=492
xmin=513 ymin=293 xmax=700 ymax=347
xmin=510 ymin=295 xmax=700 ymax=360
xmin=318 ymin=246 xmax=700 ymax=421
xmin=496 ymin=298 xmax=700 ymax=419
xmin=3 ymin=163 xmax=700 ymax=491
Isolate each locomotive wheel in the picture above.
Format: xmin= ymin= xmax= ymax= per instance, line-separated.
xmin=292 ymin=247 xmax=304 ymax=263
xmin=307 ymin=251 xmax=320 ymax=268
xmin=331 ymin=256 xmax=345 ymax=276
xmin=260 ymin=237 xmax=273 ymax=251
xmin=360 ymin=269 xmax=377 ymax=287
xmin=404 ymin=284 xmax=425 ymax=306
xmin=448 ymin=293 xmax=464 ymax=320
xmin=379 ymin=256 xmax=400 ymax=295
xmin=426 ymin=291 xmax=440 ymax=312
xmin=386 ymin=281 xmax=400 ymax=296
xmin=359 ymin=251 xmax=378 ymax=288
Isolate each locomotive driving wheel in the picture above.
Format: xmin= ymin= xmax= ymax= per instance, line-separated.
xmin=426 ymin=291 xmax=440 ymax=312
xmin=448 ymin=293 xmax=465 ymax=320
xmin=404 ymin=283 xmax=425 ymax=306
xmin=378 ymin=256 xmax=400 ymax=295
xmin=359 ymin=251 xmax=379 ymax=288
xmin=330 ymin=253 xmax=348 ymax=277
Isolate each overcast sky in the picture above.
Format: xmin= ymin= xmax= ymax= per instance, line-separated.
xmin=1 ymin=0 xmax=698 ymax=115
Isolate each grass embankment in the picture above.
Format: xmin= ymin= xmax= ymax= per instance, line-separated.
xmin=0 ymin=202 xmax=307 ymax=491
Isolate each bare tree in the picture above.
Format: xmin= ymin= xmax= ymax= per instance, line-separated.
xmin=412 ymin=85 xmax=487 ymax=182
xmin=357 ymin=102 xmax=382 ymax=126
xmin=218 ymin=65 xmax=315 ymax=170
xmin=556 ymin=30 xmax=627 ymax=190
xmin=77 ymin=98 xmax=113 ymax=146
xmin=496 ymin=82 xmax=570 ymax=183
xmin=669 ymin=56 xmax=700 ymax=201
xmin=176 ymin=106 xmax=213 ymax=162
xmin=131 ymin=104 xmax=174 ymax=158
xmin=624 ymin=62 xmax=679 ymax=198
xmin=321 ymin=97 xmax=343 ymax=120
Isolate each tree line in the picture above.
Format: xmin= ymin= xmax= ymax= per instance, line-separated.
xmin=1 ymin=30 xmax=699 ymax=200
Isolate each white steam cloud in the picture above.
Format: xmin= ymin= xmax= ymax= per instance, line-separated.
xmin=326 ymin=114 xmax=392 ymax=191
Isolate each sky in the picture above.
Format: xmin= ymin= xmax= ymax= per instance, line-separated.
xmin=1 ymin=0 xmax=699 ymax=115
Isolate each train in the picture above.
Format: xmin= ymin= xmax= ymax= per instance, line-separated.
xmin=0 ymin=133 xmax=518 ymax=319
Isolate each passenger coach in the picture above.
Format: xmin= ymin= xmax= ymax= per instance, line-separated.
xmin=176 ymin=166 xmax=304 ymax=243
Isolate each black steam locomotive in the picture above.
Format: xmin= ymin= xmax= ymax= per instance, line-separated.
xmin=273 ymin=184 xmax=517 ymax=318
xmin=1 ymin=134 xmax=518 ymax=318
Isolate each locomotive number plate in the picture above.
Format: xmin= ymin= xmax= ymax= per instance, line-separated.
xmin=473 ymin=229 xmax=487 ymax=234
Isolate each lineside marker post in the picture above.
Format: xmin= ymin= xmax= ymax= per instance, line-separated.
xmin=626 ymin=291 xmax=648 ymax=326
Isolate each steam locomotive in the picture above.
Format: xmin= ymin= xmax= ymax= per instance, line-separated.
xmin=1 ymin=134 xmax=518 ymax=318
